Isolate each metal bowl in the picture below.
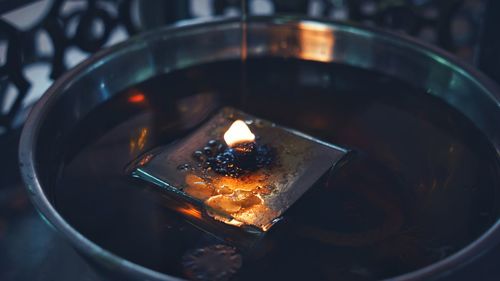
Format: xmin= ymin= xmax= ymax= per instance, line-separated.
xmin=19 ymin=16 xmax=500 ymax=280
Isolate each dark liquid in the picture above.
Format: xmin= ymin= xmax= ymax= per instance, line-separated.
xmin=54 ymin=58 xmax=500 ymax=280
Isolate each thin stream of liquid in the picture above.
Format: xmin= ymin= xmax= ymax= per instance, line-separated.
xmin=240 ymin=0 xmax=248 ymax=105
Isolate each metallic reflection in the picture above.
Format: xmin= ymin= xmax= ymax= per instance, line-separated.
xmin=298 ymin=22 xmax=335 ymax=62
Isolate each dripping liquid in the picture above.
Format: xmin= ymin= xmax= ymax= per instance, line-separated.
xmin=240 ymin=0 xmax=248 ymax=105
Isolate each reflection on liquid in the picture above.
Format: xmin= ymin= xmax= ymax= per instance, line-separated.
xmin=127 ymin=91 xmax=146 ymax=104
xmin=175 ymin=205 xmax=203 ymax=220
xmin=129 ymin=127 xmax=149 ymax=154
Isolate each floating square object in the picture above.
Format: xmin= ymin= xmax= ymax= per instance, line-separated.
xmin=130 ymin=107 xmax=347 ymax=234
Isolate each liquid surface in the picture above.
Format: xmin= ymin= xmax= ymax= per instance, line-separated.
xmin=54 ymin=58 xmax=500 ymax=281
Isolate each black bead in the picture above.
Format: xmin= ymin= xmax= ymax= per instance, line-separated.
xmin=207 ymin=139 xmax=219 ymax=147
xmin=192 ymin=150 xmax=205 ymax=161
xmin=203 ymin=146 xmax=213 ymax=156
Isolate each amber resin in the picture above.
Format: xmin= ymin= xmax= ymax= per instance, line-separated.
xmin=130 ymin=107 xmax=347 ymax=233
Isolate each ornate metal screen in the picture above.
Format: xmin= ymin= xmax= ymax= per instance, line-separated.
xmin=0 ymin=0 xmax=494 ymax=134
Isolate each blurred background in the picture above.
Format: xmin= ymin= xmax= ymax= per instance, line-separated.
xmin=0 ymin=1 xmax=499 ymax=280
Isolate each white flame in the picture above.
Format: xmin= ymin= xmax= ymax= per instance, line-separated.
xmin=223 ymin=120 xmax=255 ymax=147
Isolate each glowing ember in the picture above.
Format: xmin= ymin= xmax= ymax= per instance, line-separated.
xmin=223 ymin=120 xmax=255 ymax=147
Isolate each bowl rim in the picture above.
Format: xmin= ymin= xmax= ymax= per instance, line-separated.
xmin=18 ymin=15 xmax=500 ymax=281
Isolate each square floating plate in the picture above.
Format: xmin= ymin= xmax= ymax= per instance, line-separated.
xmin=130 ymin=107 xmax=348 ymax=234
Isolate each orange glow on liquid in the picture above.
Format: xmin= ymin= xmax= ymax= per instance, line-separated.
xmin=128 ymin=92 xmax=145 ymax=103
xmin=175 ymin=205 xmax=203 ymax=220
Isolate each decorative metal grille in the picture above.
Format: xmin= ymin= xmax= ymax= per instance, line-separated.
xmin=0 ymin=0 xmax=489 ymax=134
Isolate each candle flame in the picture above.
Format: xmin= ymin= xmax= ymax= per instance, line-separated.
xmin=224 ymin=120 xmax=255 ymax=147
